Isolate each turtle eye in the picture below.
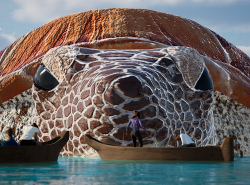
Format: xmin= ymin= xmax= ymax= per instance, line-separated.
xmin=33 ymin=64 xmax=59 ymax=90
xmin=194 ymin=67 xmax=213 ymax=91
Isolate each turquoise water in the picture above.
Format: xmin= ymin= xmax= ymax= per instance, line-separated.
xmin=0 ymin=157 xmax=250 ymax=184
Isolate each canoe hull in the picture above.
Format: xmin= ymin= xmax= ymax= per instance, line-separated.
xmin=85 ymin=135 xmax=234 ymax=161
xmin=0 ymin=131 xmax=69 ymax=163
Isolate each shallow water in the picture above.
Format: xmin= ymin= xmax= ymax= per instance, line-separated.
xmin=0 ymin=157 xmax=249 ymax=184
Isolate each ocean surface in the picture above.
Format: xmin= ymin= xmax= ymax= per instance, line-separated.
xmin=0 ymin=157 xmax=249 ymax=184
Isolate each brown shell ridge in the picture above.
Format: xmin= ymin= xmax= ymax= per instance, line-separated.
xmin=0 ymin=32 xmax=31 ymax=77
xmin=0 ymin=8 xmax=229 ymax=78
xmin=202 ymin=26 xmax=231 ymax=64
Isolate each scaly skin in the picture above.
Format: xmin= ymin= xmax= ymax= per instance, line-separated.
xmin=32 ymin=45 xmax=215 ymax=156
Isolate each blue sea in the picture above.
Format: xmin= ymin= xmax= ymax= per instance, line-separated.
xmin=0 ymin=157 xmax=249 ymax=184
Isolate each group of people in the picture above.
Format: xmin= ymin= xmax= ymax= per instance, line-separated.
xmin=126 ymin=111 xmax=196 ymax=147
xmin=0 ymin=111 xmax=196 ymax=148
xmin=0 ymin=123 xmax=41 ymax=147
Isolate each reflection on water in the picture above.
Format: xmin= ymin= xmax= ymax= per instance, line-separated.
xmin=0 ymin=157 xmax=249 ymax=184
xmin=0 ymin=161 xmax=67 ymax=183
xmin=102 ymin=159 xmax=229 ymax=165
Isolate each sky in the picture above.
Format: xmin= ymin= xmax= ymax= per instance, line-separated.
xmin=0 ymin=0 xmax=250 ymax=57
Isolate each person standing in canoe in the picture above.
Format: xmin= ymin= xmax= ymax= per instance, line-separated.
xmin=126 ymin=111 xmax=149 ymax=147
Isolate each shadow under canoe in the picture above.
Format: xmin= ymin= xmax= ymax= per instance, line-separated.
xmin=0 ymin=130 xmax=69 ymax=163
xmin=85 ymin=135 xmax=234 ymax=161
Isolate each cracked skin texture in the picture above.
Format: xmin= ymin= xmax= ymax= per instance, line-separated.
xmin=0 ymin=8 xmax=250 ymax=107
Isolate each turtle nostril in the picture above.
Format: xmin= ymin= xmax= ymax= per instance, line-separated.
xmin=114 ymin=76 xmax=143 ymax=98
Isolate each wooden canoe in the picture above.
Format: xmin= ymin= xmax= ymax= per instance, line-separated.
xmin=85 ymin=135 xmax=234 ymax=161
xmin=0 ymin=131 xmax=69 ymax=163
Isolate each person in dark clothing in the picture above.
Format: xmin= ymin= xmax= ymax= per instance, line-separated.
xmin=0 ymin=127 xmax=19 ymax=146
xmin=126 ymin=111 xmax=149 ymax=147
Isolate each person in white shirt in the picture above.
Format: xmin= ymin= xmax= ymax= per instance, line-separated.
xmin=19 ymin=123 xmax=41 ymax=146
xmin=174 ymin=133 xmax=196 ymax=147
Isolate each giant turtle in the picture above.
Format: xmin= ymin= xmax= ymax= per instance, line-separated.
xmin=1 ymin=8 xmax=250 ymax=156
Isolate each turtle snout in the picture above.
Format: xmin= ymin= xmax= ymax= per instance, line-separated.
xmin=114 ymin=76 xmax=144 ymax=98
